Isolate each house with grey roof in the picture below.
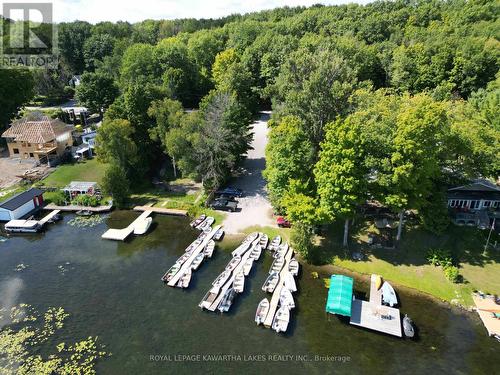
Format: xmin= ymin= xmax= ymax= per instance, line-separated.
xmin=0 ymin=188 xmax=44 ymax=221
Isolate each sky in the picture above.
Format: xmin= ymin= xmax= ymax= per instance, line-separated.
xmin=1 ymin=0 xmax=373 ymax=23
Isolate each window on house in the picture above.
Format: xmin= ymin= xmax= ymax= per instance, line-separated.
xmin=493 ymin=201 xmax=499 ymax=208
xmin=484 ymin=201 xmax=491 ymax=207
xmin=13 ymin=148 xmax=19 ymax=154
xmin=29 ymin=153 xmax=34 ymax=158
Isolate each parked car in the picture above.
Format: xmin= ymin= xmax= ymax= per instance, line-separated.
xmin=277 ymin=217 xmax=291 ymax=228
xmin=210 ymin=198 xmax=238 ymax=212
xmin=216 ymin=187 xmax=243 ymax=197
xmin=215 ymin=193 xmax=238 ymax=201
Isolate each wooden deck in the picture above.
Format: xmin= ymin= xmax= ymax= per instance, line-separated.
xmin=167 ymin=225 xmax=221 ymax=287
xmin=369 ymin=274 xmax=382 ymax=305
xmin=134 ymin=206 xmax=188 ymax=216
xmin=44 ymin=203 xmax=113 ymax=212
xmin=101 ymin=210 xmax=152 ymax=241
xmin=38 ymin=210 xmax=61 ymax=225
xmin=472 ymin=293 xmax=500 ymax=337
xmin=350 ymin=299 xmax=402 ymax=337
xmin=263 ymin=246 xmax=295 ymax=328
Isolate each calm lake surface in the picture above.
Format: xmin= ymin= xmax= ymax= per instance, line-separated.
xmin=1 ymin=211 xmax=498 ymax=374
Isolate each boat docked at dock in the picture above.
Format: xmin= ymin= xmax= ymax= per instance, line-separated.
xmin=218 ymin=288 xmax=236 ymax=313
xmin=212 ymin=270 xmax=231 ymax=288
xmin=249 ymin=244 xmax=262 ymax=260
xmin=270 ymin=256 xmax=285 ymax=273
xmin=274 ymin=243 xmax=289 ymax=258
xmin=262 ymin=272 xmax=280 ymax=293
xmin=191 ymin=253 xmax=205 ymax=270
xmin=255 ymin=299 xmax=269 ymax=325
xmin=259 ymin=234 xmax=269 ymax=249
xmin=225 ymin=255 xmax=241 ymax=272
xmin=244 ymin=232 xmax=259 ymax=243
xmin=177 ymin=269 xmax=192 ymax=288
xmin=231 ymin=242 xmax=251 ymax=257
xmin=242 ymin=258 xmax=254 ymax=276
xmin=272 ymin=306 xmax=290 ymax=333
xmin=190 ymin=214 xmax=206 ymax=228
xmin=233 ymin=271 xmax=245 ymax=293
xmin=284 ymin=273 xmax=297 ymax=292
xmin=161 ymin=263 xmax=181 ymax=283
xmin=289 ymin=258 xmax=299 ymax=276
xmin=403 ymin=314 xmax=415 ymax=338
xmin=199 ymin=286 xmax=221 ymax=310
xmin=133 ymin=217 xmax=152 ymax=235
xmin=381 ymin=281 xmax=398 ymax=307
xmin=4 ymin=220 xmax=41 ymax=233
xmin=213 ymin=228 xmax=224 ymax=241
xmin=197 ymin=216 xmax=214 ymax=230
xmin=203 ymin=240 xmax=215 ymax=258
xmin=269 ymin=235 xmax=281 ymax=251
xmin=279 ymin=288 xmax=295 ymax=309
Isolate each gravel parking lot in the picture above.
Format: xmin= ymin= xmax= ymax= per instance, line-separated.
xmin=222 ymin=112 xmax=277 ymax=234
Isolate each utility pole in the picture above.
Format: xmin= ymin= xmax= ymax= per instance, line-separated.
xmin=483 ymin=218 xmax=496 ymax=255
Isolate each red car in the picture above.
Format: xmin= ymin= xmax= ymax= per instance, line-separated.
xmin=277 ymin=217 xmax=291 ymax=228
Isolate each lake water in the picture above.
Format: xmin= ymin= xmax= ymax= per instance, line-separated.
xmin=1 ymin=211 xmax=498 ymax=374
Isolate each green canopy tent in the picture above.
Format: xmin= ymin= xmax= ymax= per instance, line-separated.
xmin=325 ymin=274 xmax=354 ymax=317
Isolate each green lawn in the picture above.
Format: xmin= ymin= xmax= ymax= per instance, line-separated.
xmin=316 ymin=220 xmax=500 ymax=307
xmin=39 ymin=159 xmax=107 ymax=187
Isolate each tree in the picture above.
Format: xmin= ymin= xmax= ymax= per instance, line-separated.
xmin=95 ymin=119 xmax=138 ymax=173
xmin=101 ymin=164 xmax=130 ymax=207
xmin=120 ymin=44 xmax=159 ymax=86
xmin=0 ymin=69 xmax=34 ymax=132
xmin=264 ymin=115 xmax=314 ymax=210
xmin=315 ymin=119 xmax=368 ymax=247
xmin=58 ymin=21 xmax=93 ymax=73
xmin=83 ymin=33 xmax=115 ymax=71
xmin=76 ymin=72 xmax=119 ymax=118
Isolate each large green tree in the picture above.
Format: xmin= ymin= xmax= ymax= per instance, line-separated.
xmin=0 ymin=69 xmax=35 ymax=132
xmin=76 ymin=72 xmax=119 ymax=118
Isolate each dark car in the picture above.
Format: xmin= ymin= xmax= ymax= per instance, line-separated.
xmin=216 ymin=187 xmax=243 ymax=197
xmin=277 ymin=216 xmax=291 ymax=228
xmin=210 ymin=198 xmax=238 ymax=212
xmin=215 ymin=193 xmax=238 ymax=201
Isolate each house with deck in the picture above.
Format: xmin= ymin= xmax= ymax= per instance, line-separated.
xmin=447 ymin=179 xmax=500 ymax=229
xmin=1 ymin=115 xmax=73 ymax=166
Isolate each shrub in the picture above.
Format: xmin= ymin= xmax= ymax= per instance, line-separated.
xmin=71 ymin=194 xmax=100 ymax=207
xmin=291 ymin=222 xmax=314 ymax=258
xmin=48 ymin=191 xmax=67 ymax=206
xmin=101 ymin=164 xmax=130 ymax=208
xmin=426 ymin=248 xmax=453 ymax=267
xmin=443 ymin=265 xmax=460 ymax=283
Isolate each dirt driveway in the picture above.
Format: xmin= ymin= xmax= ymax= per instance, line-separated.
xmin=222 ymin=111 xmax=277 ymax=234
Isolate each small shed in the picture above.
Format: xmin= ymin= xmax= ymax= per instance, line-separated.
xmin=0 ymin=188 xmax=44 ymax=221
xmin=326 ymin=275 xmax=354 ymax=317
xmin=63 ymin=181 xmax=98 ymax=198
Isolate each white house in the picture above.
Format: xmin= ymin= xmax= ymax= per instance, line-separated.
xmin=0 ymin=188 xmax=44 ymax=221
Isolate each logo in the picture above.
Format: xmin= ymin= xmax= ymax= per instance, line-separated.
xmin=1 ymin=2 xmax=59 ymax=68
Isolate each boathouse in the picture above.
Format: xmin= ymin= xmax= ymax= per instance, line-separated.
xmin=0 ymin=188 xmax=44 ymax=221
xmin=326 ymin=275 xmax=354 ymax=317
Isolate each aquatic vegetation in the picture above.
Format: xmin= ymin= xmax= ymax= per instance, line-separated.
xmin=14 ymin=264 xmax=28 ymax=272
xmin=0 ymin=304 xmax=110 ymax=374
xmin=67 ymin=215 xmax=106 ymax=228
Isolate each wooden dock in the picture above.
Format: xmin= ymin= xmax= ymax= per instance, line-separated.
xmin=472 ymin=293 xmax=500 ymax=337
xmin=263 ymin=246 xmax=295 ymax=328
xmin=348 ymin=274 xmax=402 ymax=337
xmin=167 ymin=225 xmax=221 ymax=287
xmin=101 ymin=210 xmax=152 ymax=241
xmin=134 ymin=206 xmax=188 ymax=216
xmin=38 ymin=210 xmax=61 ymax=225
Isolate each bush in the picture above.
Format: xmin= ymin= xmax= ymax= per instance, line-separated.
xmin=101 ymin=164 xmax=130 ymax=208
xmin=47 ymin=191 xmax=67 ymax=205
xmin=291 ymin=222 xmax=314 ymax=259
xmin=443 ymin=265 xmax=460 ymax=283
xmin=426 ymin=248 xmax=453 ymax=267
xmin=71 ymin=194 xmax=100 ymax=207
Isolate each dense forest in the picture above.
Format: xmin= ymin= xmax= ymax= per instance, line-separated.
xmin=1 ymin=0 xmax=498 ymax=243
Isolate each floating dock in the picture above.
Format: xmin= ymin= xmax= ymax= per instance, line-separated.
xmin=101 ymin=210 xmax=152 ymax=241
xmin=38 ymin=210 xmax=61 ymax=225
xmin=44 ymin=203 xmax=113 ymax=212
xmin=349 ymin=274 xmax=402 ymax=337
xmin=472 ymin=293 xmax=500 ymax=337
xmin=263 ymin=246 xmax=295 ymax=328
xmin=134 ymin=206 xmax=188 ymax=216
xmin=167 ymin=225 xmax=221 ymax=287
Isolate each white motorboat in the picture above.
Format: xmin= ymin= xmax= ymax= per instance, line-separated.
xmin=255 ymin=298 xmax=270 ymax=325
xmin=288 ymin=258 xmax=299 ymax=276
xmin=225 ymin=255 xmax=241 ymax=272
xmin=4 ymin=220 xmax=41 ymax=233
xmin=199 ymin=286 xmax=220 ymax=310
xmin=161 ymin=263 xmax=181 ymax=283
xmin=177 ymin=269 xmax=192 ymax=288
xmin=134 ymin=217 xmax=152 ymax=235
xmin=259 ymin=234 xmax=269 ymax=249
xmin=274 ymin=243 xmax=289 ymax=258
xmin=190 ymin=214 xmax=206 ymax=228
xmin=233 ymin=271 xmax=245 ymax=293
xmin=284 ymin=273 xmax=297 ymax=293
xmin=244 ymin=232 xmax=259 ymax=243
xmin=269 ymin=235 xmax=281 ymax=251
xmin=197 ymin=216 xmax=214 ymax=230
xmin=185 ymin=239 xmax=202 ymax=252
xmin=272 ymin=306 xmax=290 ymax=333
xmin=191 ymin=253 xmax=205 ymax=270
xmin=212 ymin=270 xmax=231 ymax=288
xmin=270 ymin=256 xmax=285 ymax=273
xmin=231 ymin=242 xmax=251 ymax=258
xmin=213 ymin=228 xmax=225 ymax=241
xmin=262 ymin=272 xmax=279 ymax=293
xmin=242 ymin=258 xmax=254 ymax=276
xmin=177 ymin=250 xmax=193 ymax=265
xmin=218 ymin=288 xmax=236 ymax=313
xmin=381 ymin=281 xmax=398 ymax=307
xmin=249 ymin=244 xmax=262 ymax=260
xmin=203 ymin=225 xmax=212 ymax=234
xmin=203 ymin=240 xmax=216 ymax=258
xmin=279 ymin=288 xmax=295 ymax=309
